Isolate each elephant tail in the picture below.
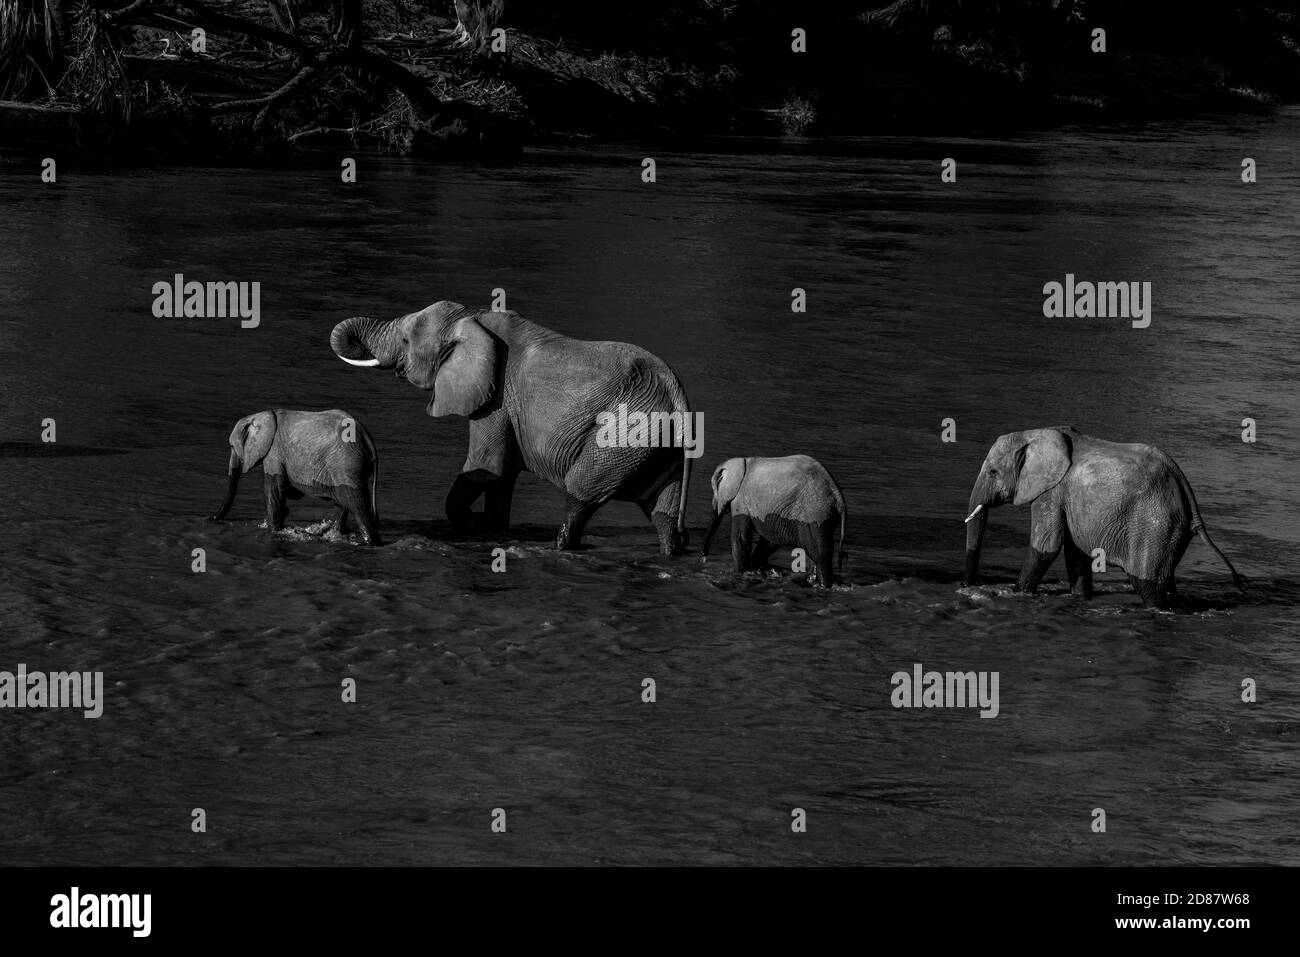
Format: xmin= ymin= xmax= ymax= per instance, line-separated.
xmin=364 ymin=429 xmax=380 ymax=525
xmin=661 ymin=370 xmax=692 ymax=539
xmin=838 ymin=504 xmax=846 ymax=572
xmin=1171 ymin=459 xmax=1245 ymax=591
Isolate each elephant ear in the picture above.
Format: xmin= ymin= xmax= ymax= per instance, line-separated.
xmin=237 ymin=412 xmax=276 ymax=473
xmin=712 ymin=458 xmax=747 ymax=512
xmin=1013 ymin=429 xmax=1072 ymax=505
xmin=431 ymin=316 xmax=499 ymax=417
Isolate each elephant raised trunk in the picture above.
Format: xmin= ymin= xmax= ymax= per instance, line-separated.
xmin=331 ymin=316 xmax=404 ymax=368
xmin=209 ymin=450 xmax=242 ymax=520
xmin=963 ymin=473 xmax=992 ymax=586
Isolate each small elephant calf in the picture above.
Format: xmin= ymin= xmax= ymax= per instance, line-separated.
xmin=703 ymin=455 xmax=847 ymax=586
xmin=208 ymin=409 xmax=381 ymax=545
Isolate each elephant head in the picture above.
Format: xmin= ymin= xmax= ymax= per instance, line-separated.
xmin=331 ymin=301 xmax=500 ymax=418
xmin=963 ymin=429 xmax=1072 ymax=585
xmin=701 ymin=457 xmax=747 ymax=556
xmin=208 ymin=412 xmax=276 ymax=520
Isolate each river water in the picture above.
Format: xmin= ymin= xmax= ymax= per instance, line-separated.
xmin=1 ymin=110 xmax=1297 ymax=865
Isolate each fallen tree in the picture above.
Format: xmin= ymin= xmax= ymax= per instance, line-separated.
xmin=1 ymin=0 xmax=520 ymax=156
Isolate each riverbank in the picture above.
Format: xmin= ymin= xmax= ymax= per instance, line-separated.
xmin=2 ymin=1 xmax=1298 ymax=161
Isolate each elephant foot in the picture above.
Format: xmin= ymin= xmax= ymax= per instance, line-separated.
xmin=1016 ymin=547 xmax=1057 ymax=595
xmin=1128 ymin=575 xmax=1173 ymax=609
xmin=651 ymin=512 xmax=686 ymax=557
xmin=558 ymin=494 xmax=601 ymax=550
xmin=446 ymin=513 xmax=476 ymax=537
xmin=471 ymin=512 xmax=510 ymax=538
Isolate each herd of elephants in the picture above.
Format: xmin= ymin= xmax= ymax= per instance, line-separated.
xmin=207 ymin=300 xmax=1245 ymax=610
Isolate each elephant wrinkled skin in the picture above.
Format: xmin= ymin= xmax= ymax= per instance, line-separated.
xmin=702 ymin=454 xmax=847 ymax=587
xmin=331 ymin=301 xmax=691 ymax=554
xmin=962 ymin=427 xmax=1244 ymax=608
xmin=209 ymin=409 xmax=380 ymax=545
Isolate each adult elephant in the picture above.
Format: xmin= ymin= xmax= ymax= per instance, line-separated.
xmin=962 ymin=427 xmax=1244 ymax=608
xmin=330 ymin=301 xmax=692 ymax=554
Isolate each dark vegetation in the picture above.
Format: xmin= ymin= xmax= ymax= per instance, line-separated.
xmin=2 ymin=0 xmax=1299 ymax=159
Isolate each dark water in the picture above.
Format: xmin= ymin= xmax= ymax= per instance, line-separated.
xmin=2 ymin=111 xmax=1298 ymax=865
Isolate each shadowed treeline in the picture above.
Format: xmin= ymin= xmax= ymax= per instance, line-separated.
xmin=2 ymin=1 xmax=1299 ymax=157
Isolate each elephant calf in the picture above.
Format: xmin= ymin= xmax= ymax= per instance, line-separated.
xmin=703 ymin=455 xmax=847 ymax=587
xmin=208 ymin=409 xmax=381 ymax=546
xmin=963 ymin=427 xmax=1244 ymax=608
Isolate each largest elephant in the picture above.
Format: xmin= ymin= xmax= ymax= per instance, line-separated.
xmin=331 ymin=301 xmax=692 ymax=554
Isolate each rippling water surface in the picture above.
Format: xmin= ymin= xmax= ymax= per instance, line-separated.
xmin=1 ymin=111 xmax=1298 ymax=864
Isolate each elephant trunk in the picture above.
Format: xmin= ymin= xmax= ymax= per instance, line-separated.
xmin=702 ymin=507 xmax=727 ymax=557
xmin=963 ymin=475 xmax=991 ymax=586
xmin=331 ymin=316 xmax=404 ymax=368
xmin=208 ymin=451 xmax=241 ymax=520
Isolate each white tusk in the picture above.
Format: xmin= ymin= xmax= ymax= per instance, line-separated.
xmin=337 ymin=355 xmax=380 ymax=367
xmin=964 ymin=504 xmax=984 ymax=524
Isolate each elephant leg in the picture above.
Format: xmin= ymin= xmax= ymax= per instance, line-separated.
xmin=1128 ymin=575 xmax=1172 ymax=609
xmin=1063 ymin=532 xmax=1093 ymax=598
xmin=750 ymin=536 xmax=776 ymax=569
xmin=731 ymin=514 xmax=756 ymax=572
xmin=264 ymin=474 xmax=291 ymax=530
xmin=1019 ymin=546 xmax=1062 ymax=593
xmin=818 ymin=521 xmax=837 ymax=586
xmin=479 ymin=470 xmax=519 ymax=535
xmin=651 ymin=475 xmax=686 ymax=557
xmin=1162 ymin=529 xmax=1192 ymax=607
xmin=797 ymin=521 xmax=836 ymax=588
xmin=615 ymin=447 xmax=685 ymax=557
xmin=455 ymin=408 xmax=517 ymax=533
xmin=1163 ymin=577 xmax=1187 ymax=610
xmin=336 ymin=506 xmax=352 ymax=534
xmin=1017 ymin=499 xmax=1064 ymax=593
xmin=337 ymin=485 xmax=381 ymax=546
xmin=446 ymin=473 xmax=488 ymax=534
xmin=637 ymin=478 xmax=685 ymax=557
xmin=638 ymin=500 xmax=676 ymax=556
xmin=1128 ymin=518 xmax=1188 ymax=609
xmin=557 ymin=494 xmax=606 ymax=550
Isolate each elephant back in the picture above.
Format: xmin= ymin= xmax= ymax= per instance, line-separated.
xmin=738 ymin=455 xmax=840 ymax=525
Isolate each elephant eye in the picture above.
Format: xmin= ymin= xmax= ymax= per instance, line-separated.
xmin=989 ymin=468 xmax=998 ymax=476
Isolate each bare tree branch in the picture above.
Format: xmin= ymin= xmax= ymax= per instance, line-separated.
xmin=207 ymin=61 xmax=317 ymax=115
xmin=88 ymin=0 xmax=452 ymax=132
